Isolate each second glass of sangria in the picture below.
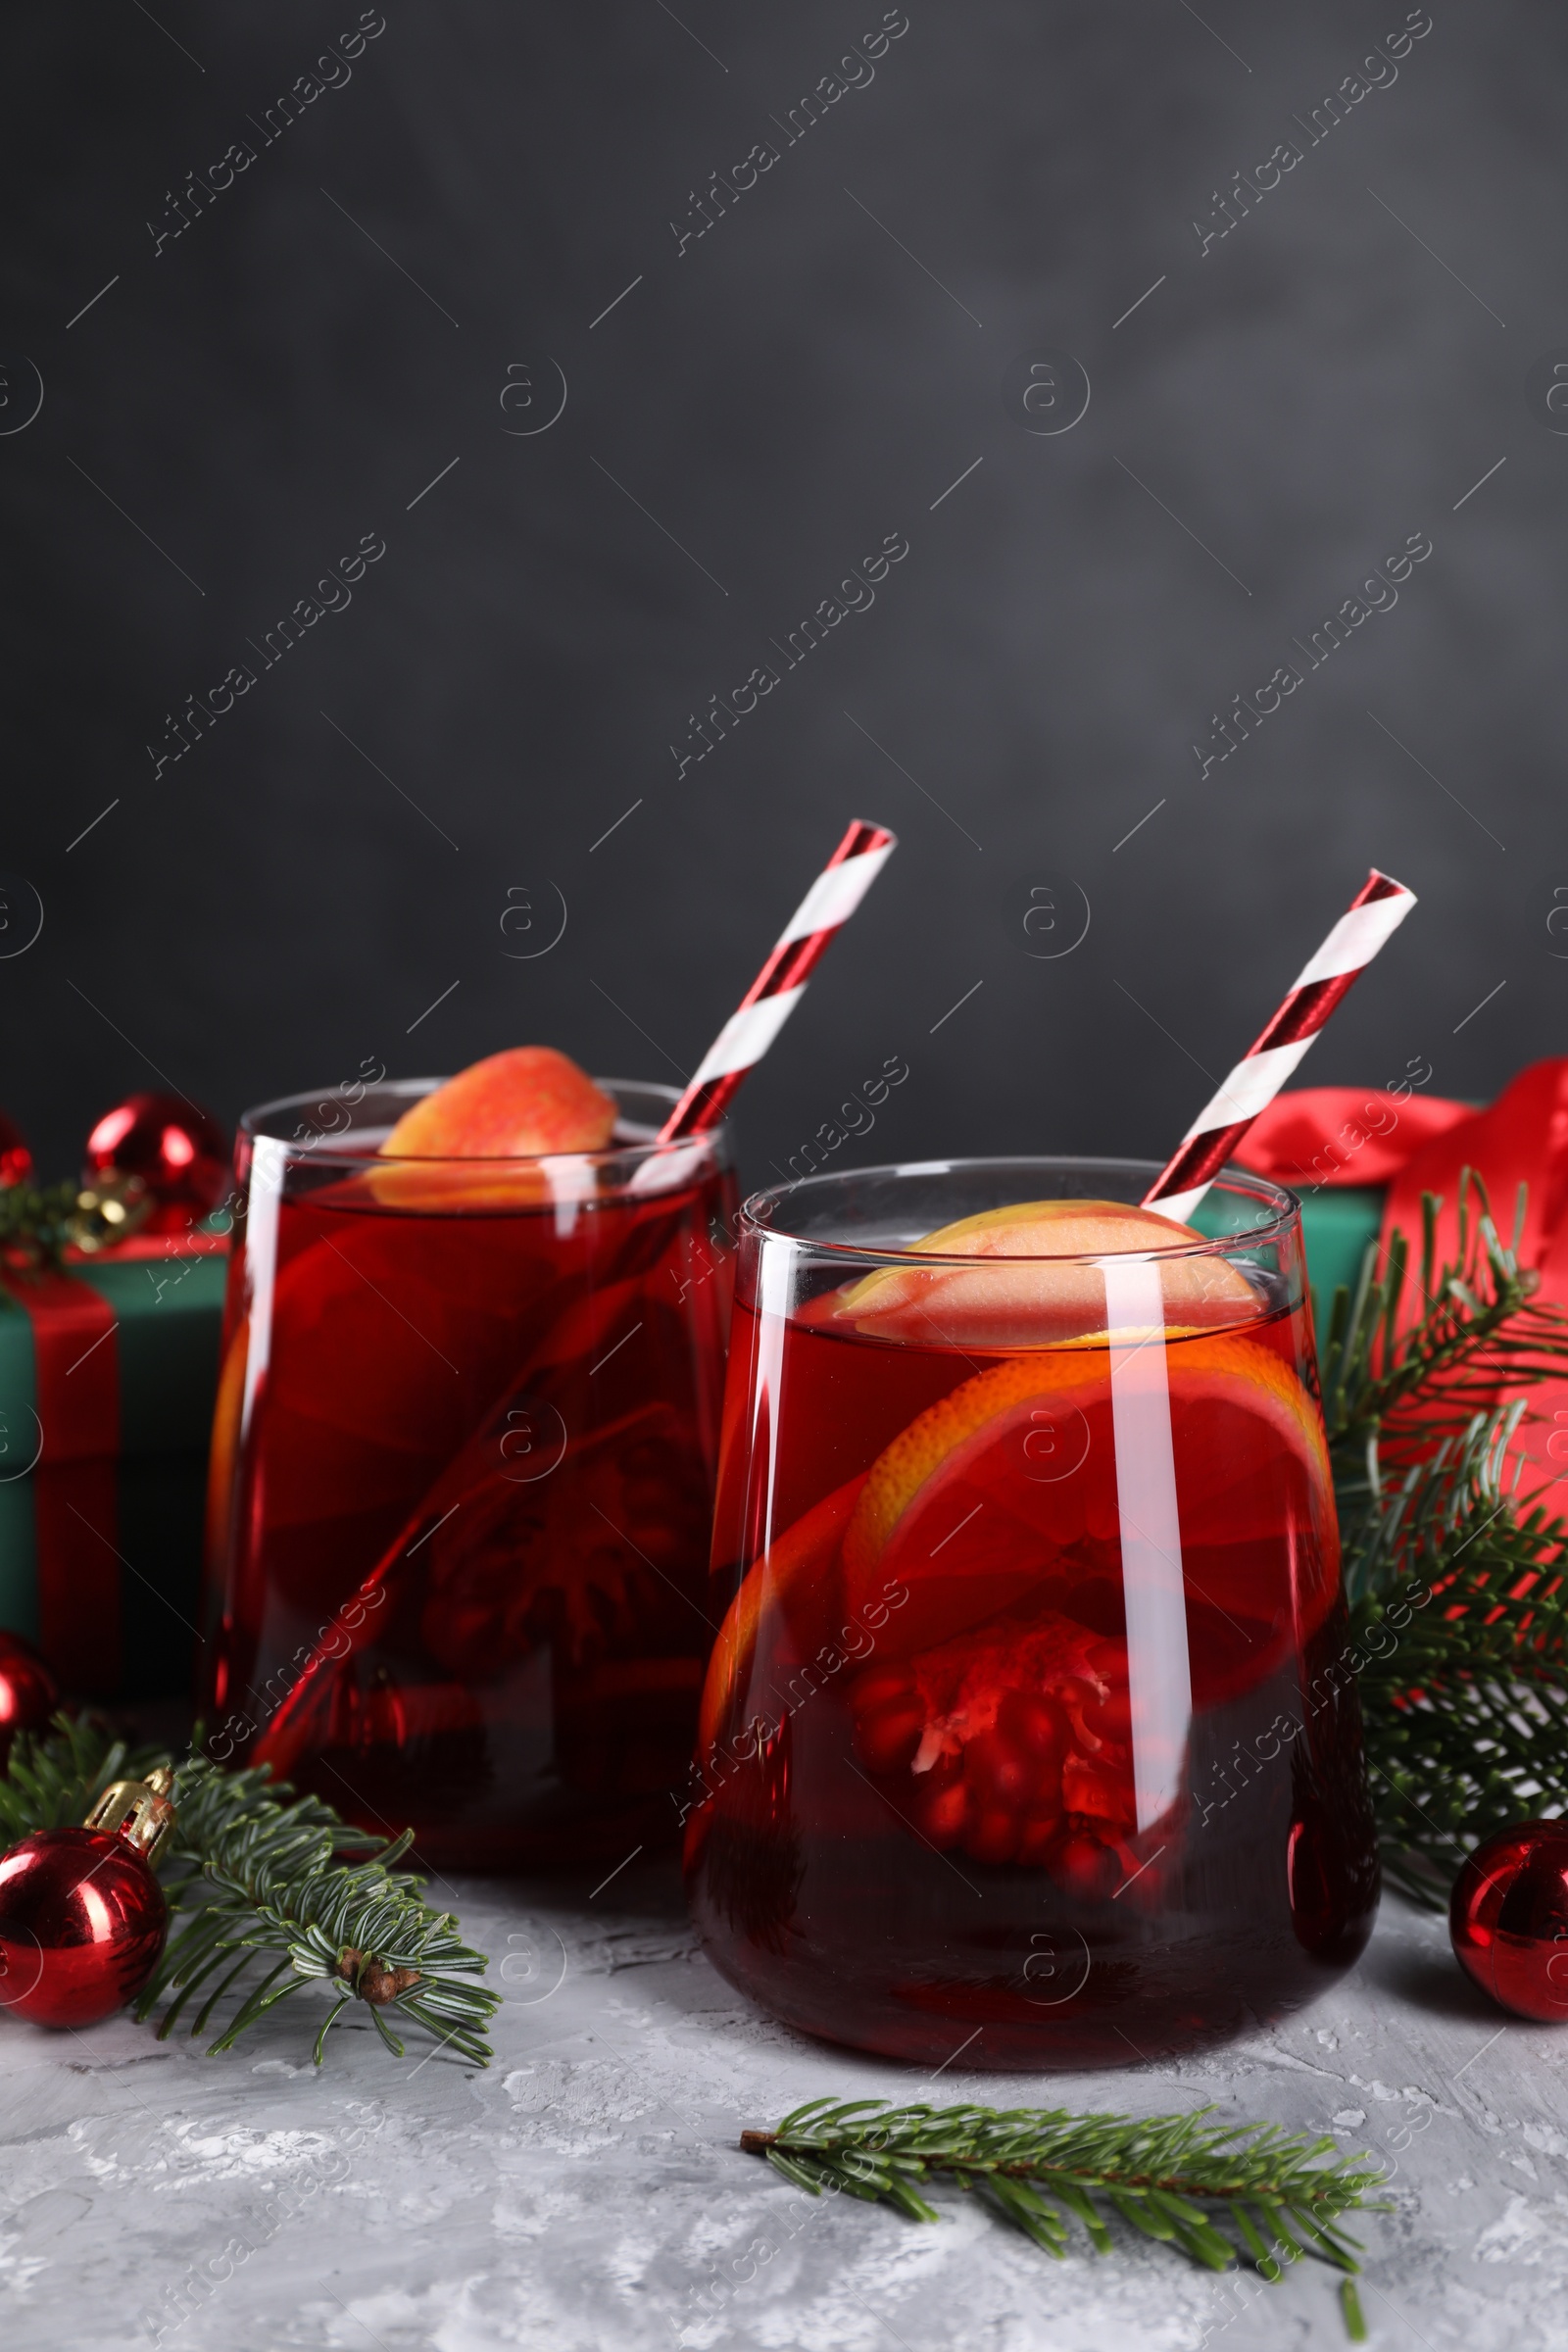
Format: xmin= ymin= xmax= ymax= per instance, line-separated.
xmin=201 ymin=1069 xmax=736 ymax=1868
xmin=684 ymin=1158 xmax=1378 ymax=2068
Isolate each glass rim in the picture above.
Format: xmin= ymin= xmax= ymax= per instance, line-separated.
xmin=238 ymin=1075 xmax=728 ymax=1170
xmin=738 ymin=1153 xmax=1299 ymax=1265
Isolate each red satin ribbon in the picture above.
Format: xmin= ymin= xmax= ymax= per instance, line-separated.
xmin=1241 ymin=1063 xmax=1568 ymax=1498
xmin=3 ymin=1272 xmax=121 ymax=1695
xmin=1233 ymin=1084 xmax=1475 ymax=1191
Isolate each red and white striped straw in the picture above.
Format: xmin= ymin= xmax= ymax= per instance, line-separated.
xmin=1143 ymin=867 xmax=1418 ymax=1224
xmin=658 ymin=818 xmax=897 ymax=1143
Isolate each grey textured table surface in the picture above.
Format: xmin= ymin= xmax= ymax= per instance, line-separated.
xmin=1 ymin=1860 xmax=1562 ymax=2352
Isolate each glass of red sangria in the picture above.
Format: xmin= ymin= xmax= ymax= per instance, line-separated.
xmin=683 ymin=1157 xmax=1378 ymax=2068
xmin=201 ymin=1062 xmax=736 ymax=1868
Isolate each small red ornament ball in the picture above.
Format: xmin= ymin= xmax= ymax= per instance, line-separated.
xmin=0 ymin=1828 xmax=168 ymax=2029
xmin=1450 ymin=1818 xmax=1568 ymax=2022
xmin=0 ymin=1630 xmax=58 ymax=1768
xmin=0 ymin=1112 xmax=31 ymax=1188
xmin=84 ymin=1093 xmax=227 ymax=1233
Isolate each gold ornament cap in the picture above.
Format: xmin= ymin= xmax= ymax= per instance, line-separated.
xmin=84 ymin=1763 xmax=176 ymax=1863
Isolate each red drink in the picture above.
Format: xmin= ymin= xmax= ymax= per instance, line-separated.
xmin=685 ymin=1162 xmax=1378 ymax=2068
xmin=201 ymin=1081 xmax=735 ymax=1867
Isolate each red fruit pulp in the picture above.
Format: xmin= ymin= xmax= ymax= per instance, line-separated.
xmin=685 ymin=1290 xmax=1379 ymax=2068
xmin=202 ymin=1153 xmax=735 ymax=1868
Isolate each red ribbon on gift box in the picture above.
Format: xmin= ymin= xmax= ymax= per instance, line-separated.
xmin=1241 ymin=1062 xmax=1568 ymax=1496
xmin=2 ymin=1272 xmax=121 ymax=1695
xmin=0 ymin=1233 xmax=225 ymax=1696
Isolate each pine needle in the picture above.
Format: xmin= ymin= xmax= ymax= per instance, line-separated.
xmin=742 ymin=2100 xmax=1385 ymax=2291
xmin=0 ymin=1719 xmax=500 ymax=2066
xmin=1323 ymin=1171 xmax=1568 ymax=1470
xmin=0 ymin=1713 xmax=165 ymax=1842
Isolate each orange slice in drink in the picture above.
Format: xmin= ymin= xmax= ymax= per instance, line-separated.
xmin=835 ymin=1326 xmax=1339 ymax=1876
xmin=697 ymin=1474 xmax=866 ymax=1760
xmin=841 ymin=1328 xmax=1338 ymax=1666
xmin=203 ymin=1312 xmax=250 ymax=1573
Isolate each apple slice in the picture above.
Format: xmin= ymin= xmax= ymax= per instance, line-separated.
xmin=824 ymin=1198 xmax=1258 ymax=1348
xmin=368 ymin=1047 xmax=619 ymax=1210
xmin=381 ymin=1047 xmax=617 ymax=1159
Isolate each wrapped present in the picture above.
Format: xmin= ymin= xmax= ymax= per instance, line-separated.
xmin=1293 ymin=1185 xmax=1386 ymax=1314
xmin=0 ymin=1233 xmax=227 ymax=1700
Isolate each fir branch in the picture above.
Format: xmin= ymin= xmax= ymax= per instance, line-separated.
xmin=1320 ymin=1175 xmax=1568 ymax=1906
xmin=0 ymin=1174 xmax=151 ymax=1272
xmin=742 ymin=2100 xmax=1385 ymax=2287
xmin=1346 ymin=1408 xmax=1568 ymax=1904
xmin=149 ymin=1753 xmax=500 ymax=2065
xmin=1321 ymin=1173 xmax=1568 ymax=1486
xmin=0 ymin=1714 xmax=166 ymax=1842
xmin=0 ymin=1178 xmax=84 ymax=1273
xmin=1 ymin=1721 xmax=500 ymax=2066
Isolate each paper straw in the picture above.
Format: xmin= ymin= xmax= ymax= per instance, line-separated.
xmin=657 ymin=818 xmax=897 ymax=1143
xmin=1142 ymin=867 xmax=1417 ymax=1224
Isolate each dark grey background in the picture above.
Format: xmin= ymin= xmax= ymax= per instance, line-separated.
xmin=1 ymin=1 xmax=1558 ymax=1198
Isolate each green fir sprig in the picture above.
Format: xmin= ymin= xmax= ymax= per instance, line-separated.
xmin=1 ymin=1719 xmax=500 ymax=2066
xmin=0 ymin=1174 xmax=150 ymax=1271
xmin=1320 ymin=1172 xmax=1568 ymax=1901
xmin=1320 ymin=1172 xmax=1568 ymax=1487
xmin=743 ymin=2098 xmax=1382 ymax=2328
xmin=0 ymin=1177 xmax=84 ymax=1272
xmin=0 ymin=1713 xmax=166 ymax=1840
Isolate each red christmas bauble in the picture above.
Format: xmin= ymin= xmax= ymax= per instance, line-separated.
xmin=0 ymin=1767 xmax=174 ymax=2031
xmin=84 ymin=1093 xmax=227 ymax=1234
xmin=0 ymin=1630 xmax=58 ymax=1768
xmin=0 ymin=1113 xmax=30 ymax=1188
xmin=1450 ymin=1818 xmax=1568 ymax=2021
xmin=0 ymin=1828 xmax=167 ymax=2028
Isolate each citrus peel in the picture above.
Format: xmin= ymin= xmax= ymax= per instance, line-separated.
xmin=698 ymin=1474 xmax=867 ymax=1759
xmin=841 ymin=1330 xmax=1337 ymax=1655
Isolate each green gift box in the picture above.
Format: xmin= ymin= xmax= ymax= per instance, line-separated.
xmin=1192 ymin=1180 xmax=1387 ymax=1335
xmin=1298 ymin=1187 xmax=1386 ymax=1338
xmin=0 ymin=1246 xmax=227 ymax=1700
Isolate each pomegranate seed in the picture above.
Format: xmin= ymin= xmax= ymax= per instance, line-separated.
xmin=1055 ymin=1831 xmax=1113 ymax=1897
xmin=915 ymin=1781 xmax=969 ymax=1848
xmin=963 ymin=1731 xmax=1035 ymax=1809
xmin=969 ymin=1808 xmax=1020 ymax=1865
xmin=999 ymin=1690 xmax=1070 ymax=1768
xmin=857 ymin=1700 xmax=926 ymax=1773
xmin=1016 ymin=1815 xmax=1060 ymax=1866
xmin=851 ymin=1664 xmax=917 ymax=1717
